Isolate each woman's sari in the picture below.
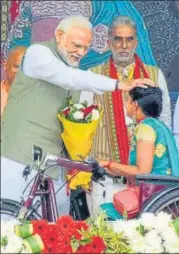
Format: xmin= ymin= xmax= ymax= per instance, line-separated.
xmin=130 ymin=117 xmax=179 ymax=177
xmin=100 ymin=117 xmax=179 ymax=219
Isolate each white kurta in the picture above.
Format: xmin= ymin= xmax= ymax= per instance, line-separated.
xmin=23 ymin=44 xmax=117 ymax=93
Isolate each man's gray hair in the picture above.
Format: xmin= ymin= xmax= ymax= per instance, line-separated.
xmin=108 ymin=16 xmax=136 ymax=37
xmin=55 ymin=15 xmax=93 ymax=35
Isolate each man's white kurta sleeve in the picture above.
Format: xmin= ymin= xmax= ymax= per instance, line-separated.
xmin=23 ymin=44 xmax=116 ymax=94
xmin=173 ymin=97 xmax=179 ymax=153
xmin=158 ymin=69 xmax=172 ymax=129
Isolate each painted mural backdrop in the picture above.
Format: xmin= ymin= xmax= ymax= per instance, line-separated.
xmin=1 ymin=0 xmax=179 ymax=92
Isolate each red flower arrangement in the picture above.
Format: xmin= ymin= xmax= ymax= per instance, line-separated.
xmin=61 ymin=101 xmax=100 ymax=123
xmin=30 ymin=216 xmax=106 ymax=253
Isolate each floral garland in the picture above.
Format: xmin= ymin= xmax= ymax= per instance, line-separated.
xmin=112 ymin=212 xmax=179 ymax=253
xmin=1 ymin=219 xmax=29 ymax=253
xmin=1 ymin=212 xmax=179 ymax=253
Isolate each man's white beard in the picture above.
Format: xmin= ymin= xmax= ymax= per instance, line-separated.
xmin=112 ymin=48 xmax=135 ymax=67
xmin=57 ymin=46 xmax=79 ymax=68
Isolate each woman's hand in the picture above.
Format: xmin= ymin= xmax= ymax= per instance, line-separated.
xmin=118 ymin=78 xmax=157 ymax=92
xmin=98 ymin=159 xmax=110 ymax=168
xmin=97 ymin=159 xmax=117 ymax=176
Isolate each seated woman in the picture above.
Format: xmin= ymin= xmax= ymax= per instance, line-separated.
xmin=173 ymin=96 xmax=179 ymax=153
xmin=99 ymin=86 xmax=179 ymax=219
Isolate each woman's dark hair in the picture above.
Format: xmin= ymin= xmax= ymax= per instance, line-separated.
xmin=129 ymin=86 xmax=163 ymax=118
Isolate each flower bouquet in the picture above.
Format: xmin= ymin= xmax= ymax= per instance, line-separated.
xmin=57 ymin=100 xmax=103 ymax=190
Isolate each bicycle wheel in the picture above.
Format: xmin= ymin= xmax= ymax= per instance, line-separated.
xmin=142 ymin=189 xmax=179 ymax=219
xmin=0 ymin=199 xmax=36 ymax=221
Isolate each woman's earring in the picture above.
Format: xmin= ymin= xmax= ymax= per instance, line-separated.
xmin=132 ymin=102 xmax=138 ymax=128
xmin=131 ymin=112 xmax=137 ymax=133
xmin=132 ymin=113 xmax=137 ymax=125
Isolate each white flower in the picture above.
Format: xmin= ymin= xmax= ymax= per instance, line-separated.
xmin=21 ymin=246 xmax=31 ymax=253
xmin=129 ymin=232 xmax=147 ymax=253
xmin=144 ymin=244 xmax=164 ymax=253
xmin=73 ymin=103 xmax=85 ymax=109
xmin=111 ymin=220 xmax=124 ymax=233
xmin=162 ymin=226 xmax=179 ymax=252
xmin=1 ymin=220 xmax=19 ymax=237
xmin=154 ymin=211 xmax=172 ymax=232
xmin=4 ymin=236 xmax=22 ymax=253
xmin=1 ymin=235 xmax=23 ymax=253
xmin=139 ymin=212 xmax=156 ymax=230
xmin=73 ymin=111 xmax=84 ymax=120
xmin=1 ymin=222 xmax=8 ymax=237
xmin=111 ymin=213 xmax=179 ymax=253
xmin=113 ymin=219 xmax=139 ymax=238
xmin=1 ymin=220 xmax=24 ymax=254
xmin=92 ymin=109 xmax=100 ymax=120
xmin=164 ymin=242 xmax=179 ymax=253
xmin=144 ymin=229 xmax=164 ymax=253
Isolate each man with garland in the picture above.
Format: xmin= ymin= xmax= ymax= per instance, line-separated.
xmin=89 ymin=16 xmax=171 ymax=213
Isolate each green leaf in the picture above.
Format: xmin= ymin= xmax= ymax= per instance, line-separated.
xmin=79 ymin=211 xmax=133 ymax=253
xmin=170 ymin=217 xmax=179 ymax=235
xmin=80 ymin=238 xmax=91 ymax=245
xmin=81 ymin=100 xmax=88 ymax=107
xmin=57 ymin=96 xmax=73 ymax=114
xmin=136 ymin=224 xmax=145 ymax=236
xmin=71 ymin=238 xmax=80 ymax=252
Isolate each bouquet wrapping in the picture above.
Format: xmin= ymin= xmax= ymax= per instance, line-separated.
xmin=57 ymin=101 xmax=103 ymax=190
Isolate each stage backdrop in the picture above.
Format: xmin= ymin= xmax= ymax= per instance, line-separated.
xmin=1 ymin=0 xmax=179 ymax=92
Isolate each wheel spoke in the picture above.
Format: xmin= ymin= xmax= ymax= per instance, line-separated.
xmin=166 ymin=205 xmax=177 ymax=218
xmin=175 ymin=201 xmax=179 ymax=214
xmin=156 ymin=198 xmax=179 ymax=219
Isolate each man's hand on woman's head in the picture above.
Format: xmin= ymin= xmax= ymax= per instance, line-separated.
xmin=118 ymin=78 xmax=157 ymax=92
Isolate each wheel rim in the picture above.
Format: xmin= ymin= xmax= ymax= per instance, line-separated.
xmin=1 ymin=210 xmax=18 ymax=221
xmin=154 ymin=197 xmax=179 ymax=219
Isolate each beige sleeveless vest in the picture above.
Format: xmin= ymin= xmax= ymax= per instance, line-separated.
xmin=1 ymin=39 xmax=80 ymax=180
